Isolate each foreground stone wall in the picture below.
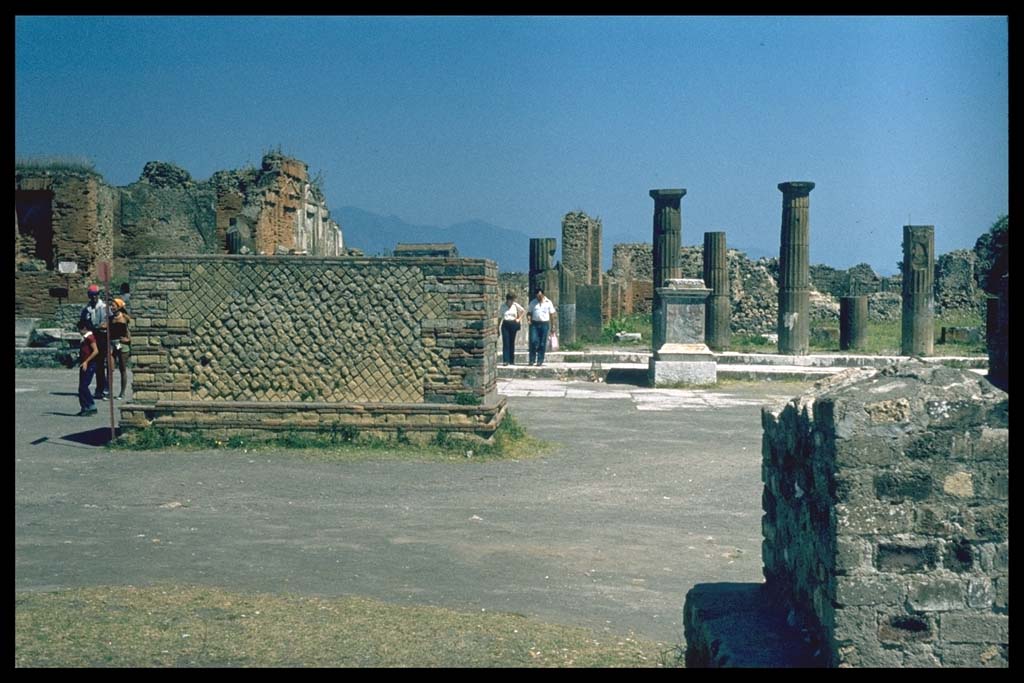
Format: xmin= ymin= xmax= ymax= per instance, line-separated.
xmin=761 ymin=362 xmax=1008 ymax=667
xmin=122 ymin=256 xmax=504 ymax=441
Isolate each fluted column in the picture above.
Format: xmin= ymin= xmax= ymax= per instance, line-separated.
xmin=529 ymin=237 xmax=557 ymax=299
xmin=651 ymin=189 xmax=686 ymax=289
xmin=777 ymin=181 xmax=815 ymax=355
xmin=901 ymin=225 xmax=935 ymax=356
xmin=651 ymin=189 xmax=686 ymax=351
xmin=840 ymin=295 xmax=868 ymax=351
xmin=703 ymin=231 xmax=731 ymax=351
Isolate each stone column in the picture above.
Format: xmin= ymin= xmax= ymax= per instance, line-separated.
xmin=651 ymin=189 xmax=686 ymax=351
xmin=648 ymin=278 xmax=716 ymax=386
xmin=651 ymin=189 xmax=686 ymax=289
xmin=901 ymin=225 xmax=935 ymax=356
xmin=529 ymin=237 xmax=557 ymax=299
xmin=703 ymin=231 xmax=731 ymax=351
xmin=839 ymin=295 xmax=868 ymax=351
xmin=776 ymin=182 xmax=815 ymax=355
xmin=558 ymin=265 xmax=576 ymax=345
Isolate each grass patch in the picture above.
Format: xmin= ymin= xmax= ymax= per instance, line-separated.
xmin=110 ymin=413 xmax=547 ymax=463
xmin=599 ymin=314 xmax=652 ymax=346
xmin=15 ymin=585 xmax=676 ymax=667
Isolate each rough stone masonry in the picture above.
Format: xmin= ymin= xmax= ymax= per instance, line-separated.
xmin=120 ymin=255 xmax=506 ymax=442
xmin=761 ymin=361 xmax=1008 ymax=667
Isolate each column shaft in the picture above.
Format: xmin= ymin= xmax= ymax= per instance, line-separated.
xmin=777 ymin=182 xmax=815 ymax=355
xmin=703 ymin=231 xmax=731 ymax=351
xmin=901 ymin=225 xmax=935 ymax=356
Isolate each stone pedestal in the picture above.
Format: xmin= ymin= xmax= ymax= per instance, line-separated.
xmin=777 ymin=181 xmax=814 ymax=355
xmin=839 ymin=295 xmax=868 ymax=351
xmin=703 ymin=231 xmax=731 ymax=351
xmin=649 ymin=278 xmax=716 ymax=386
xmin=901 ymin=225 xmax=935 ymax=356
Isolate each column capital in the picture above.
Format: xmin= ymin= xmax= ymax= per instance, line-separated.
xmin=649 ymin=188 xmax=687 ymax=201
xmin=777 ymin=181 xmax=815 ymax=196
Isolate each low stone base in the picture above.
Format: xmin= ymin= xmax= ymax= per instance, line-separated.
xmin=119 ymin=398 xmax=508 ymax=445
xmin=649 ymin=344 xmax=717 ymax=386
xmin=683 ymin=583 xmax=825 ymax=668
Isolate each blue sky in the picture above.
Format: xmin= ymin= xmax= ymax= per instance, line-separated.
xmin=16 ymin=16 xmax=1008 ymax=274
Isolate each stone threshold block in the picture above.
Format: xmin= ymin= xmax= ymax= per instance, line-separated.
xmin=683 ymin=583 xmax=825 ymax=668
xmin=120 ymin=398 xmax=508 ymax=444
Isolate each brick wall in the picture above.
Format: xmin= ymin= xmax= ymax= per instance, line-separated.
xmin=122 ymin=256 xmax=504 ymax=440
xmin=761 ymin=362 xmax=1008 ymax=667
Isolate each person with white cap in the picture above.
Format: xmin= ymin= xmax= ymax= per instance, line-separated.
xmin=80 ymin=284 xmax=109 ymax=400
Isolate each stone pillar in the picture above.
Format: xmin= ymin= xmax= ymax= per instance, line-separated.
xmin=901 ymin=225 xmax=935 ymax=356
xmin=558 ymin=265 xmax=576 ymax=345
xmin=776 ymin=182 xmax=815 ymax=355
xmin=651 ymin=189 xmax=686 ymax=290
xmin=651 ymin=189 xmax=686 ymax=352
xmin=529 ymin=237 xmax=557 ymax=299
xmin=703 ymin=231 xmax=731 ymax=351
xmin=648 ymin=278 xmax=716 ymax=386
xmin=839 ymin=295 xmax=868 ymax=351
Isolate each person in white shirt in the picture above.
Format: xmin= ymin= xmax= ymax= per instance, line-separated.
xmin=499 ymin=293 xmax=526 ymax=366
xmin=527 ymin=288 xmax=557 ymax=366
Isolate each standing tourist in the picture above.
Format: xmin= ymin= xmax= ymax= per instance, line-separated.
xmin=527 ymin=288 xmax=557 ymax=367
xmin=108 ymin=297 xmax=131 ymax=400
xmin=75 ymin=319 xmax=99 ymax=416
xmin=80 ymin=284 xmax=109 ymax=400
xmin=499 ymin=293 xmax=526 ymax=366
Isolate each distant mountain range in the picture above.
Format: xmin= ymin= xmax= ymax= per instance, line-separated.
xmin=337 ymin=207 xmax=531 ymax=272
xmin=337 ymin=206 xmax=826 ymax=274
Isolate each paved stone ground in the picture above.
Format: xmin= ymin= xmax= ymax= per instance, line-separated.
xmin=15 ymin=368 xmax=811 ymax=644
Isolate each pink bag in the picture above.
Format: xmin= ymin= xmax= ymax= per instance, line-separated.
xmin=549 ymin=332 xmax=559 ymax=351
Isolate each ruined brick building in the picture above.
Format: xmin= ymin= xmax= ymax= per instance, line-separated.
xmin=15 ymin=152 xmax=344 ymax=317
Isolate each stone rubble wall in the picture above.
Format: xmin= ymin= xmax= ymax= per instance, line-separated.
xmin=15 ymin=154 xmax=345 ymax=319
xmin=761 ymin=362 xmax=1008 ymax=667
xmin=122 ymin=256 xmax=503 ymax=440
xmin=15 ymin=171 xmax=116 ymax=317
xmin=561 ymin=211 xmax=602 ymax=287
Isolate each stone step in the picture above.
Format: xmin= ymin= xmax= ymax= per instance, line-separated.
xmin=15 ymin=318 xmax=39 ymax=349
xmin=500 ymin=350 xmax=988 ymax=369
xmin=683 ymin=583 xmax=826 ymax=668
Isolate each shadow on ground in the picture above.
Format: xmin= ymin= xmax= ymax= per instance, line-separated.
xmin=605 ymin=368 xmax=649 ymax=385
xmin=59 ymin=427 xmax=116 ymax=447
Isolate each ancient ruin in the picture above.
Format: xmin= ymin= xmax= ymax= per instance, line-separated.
xmin=686 ymin=361 xmax=1008 ymax=667
xmin=776 ymin=181 xmax=815 ymax=355
xmin=560 ymin=211 xmax=602 ymax=288
xmin=119 ymin=255 xmax=505 ymax=442
xmin=703 ymin=232 xmax=731 ymax=351
xmin=901 ymin=225 xmax=935 ymax=356
xmin=650 ymin=189 xmax=686 ymax=351
xmin=15 ymin=153 xmax=344 ymax=318
xmin=840 ymin=295 xmax=868 ymax=351
xmin=648 ymin=278 xmax=716 ymax=386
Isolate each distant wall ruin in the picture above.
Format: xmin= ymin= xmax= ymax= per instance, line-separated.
xmin=120 ymin=255 xmax=504 ymax=442
xmin=15 ymin=153 xmax=344 ymax=318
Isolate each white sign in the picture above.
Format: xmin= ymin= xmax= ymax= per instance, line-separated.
xmin=58 ymin=261 xmax=78 ymax=274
